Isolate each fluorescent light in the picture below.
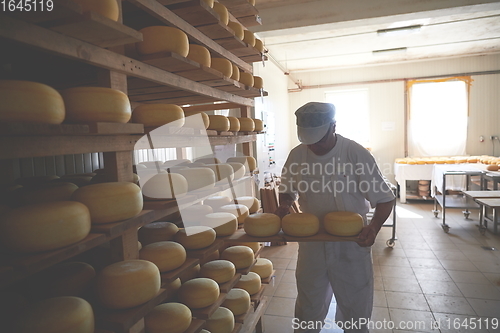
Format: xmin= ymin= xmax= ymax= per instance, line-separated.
xmin=377 ymin=25 xmax=422 ymax=36
xmin=372 ymin=47 xmax=407 ymax=55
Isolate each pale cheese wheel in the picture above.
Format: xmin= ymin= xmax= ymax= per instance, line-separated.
xmin=220 ymin=245 xmax=254 ymax=269
xmin=253 ymin=76 xmax=264 ymax=89
xmin=0 ymin=201 xmax=91 ymax=253
xmin=232 ymin=242 xmax=260 ymax=253
xmin=243 ymin=30 xmax=256 ymax=46
xmin=227 ymin=21 xmax=244 ymax=40
xmin=138 ymin=221 xmax=179 ymax=245
xmin=71 ymin=182 xmax=143 ymax=224
xmin=250 ymin=258 xmax=273 ymax=279
xmin=181 ymin=204 xmax=213 ymax=224
xmin=72 ymin=0 xmax=119 ymax=21
xmin=204 ymin=212 xmax=238 ymax=237
xmin=254 ymin=38 xmax=264 ymax=53
xmin=15 ymin=296 xmax=94 ymax=333
xmin=239 ymin=72 xmax=254 ymax=87
xmin=253 ymin=118 xmax=264 ymax=132
xmin=0 ymin=80 xmax=65 ymax=124
xmin=187 ymin=44 xmax=211 ymax=67
xmin=222 ymin=288 xmax=251 ymax=315
xmin=62 ymin=87 xmax=131 ymax=123
xmin=227 ymin=156 xmax=256 ymax=172
xmin=20 ymin=182 xmax=78 ymax=205
xmin=178 ymin=277 xmax=220 ymax=309
xmin=200 ymin=259 xmax=236 ymax=284
xmin=206 ymin=163 xmax=234 ymax=182
xmin=204 ymin=195 xmax=232 ymax=210
xmin=184 ymin=111 xmax=210 ymax=129
xmin=282 ymin=212 xmax=320 ymax=237
xmin=219 ymin=204 xmax=249 ymax=224
xmin=238 ymin=117 xmax=255 ymax=132
xmin=213 ymin=2 xmax=229 ymax=25
xmin=145 ymin=303 xmax=192 ymax=333
xmin=202 ymin=0 xmax=214 ymax=7
xmin=175 ymin=226 xmax=216 ymax=250
xmin=231 ymin=64 xmax=240 ymax=81
xmin=210 ymin=58 xmax=233 ymax=78
xmin=234 ymin=196 xmax=259 ymax=213
xmin=234 ymin=272 xmax=261 ymax=295
xmin=174 ymin=167 xmax=216 ymax=192
xmin=139 ymin=241 xmax=187 ymax=272
xmin=244 ymin=213 xmax=281 ymax=237
xmin=137 ymin=26 xmax=189 ymax=57
xmin=206 ymin=307 xmax=234 ymax=333
xmin=132 ymin=104 xmax=185 ymax=127
xmin=227 ymin=116 xmax=241 ymax=132
xmin=142 ymin=173 xmax=188 ymax=199
xmin=227 ymin=162 xmax=246 ymax=179
xmin=196 ymin=157 xmax=222 ymax=164
xmin=208 ymin=115 xmax=230 ymax=132
xmin=97 ymin=259 xmax=161 ymax=309
xmin=324 ymin=211 xmax=364 ymax=236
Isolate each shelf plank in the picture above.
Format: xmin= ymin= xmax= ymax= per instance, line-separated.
xmin=0 ymin=122 xmax=144 ymax=136
xmin=191 ymin=292 xmax=227 ymax=319
xmin=261 ymin=270 xmax=276 ymax=285
xmin=217 ymin=0 xmax=259 ymax=18
xmin=219 ymin=272 xmax=242 ymax=294
xmin=250 ymin=285 xmax=266 ymax=310
xmin=167 ymin=0 xmax=220 ymax=27
xmin=234 ymin=304 xmax=253 ymax=324
xmin=213 ymin=35 xmax=248 ymax=51
xmin=5 ymin=0 xmax=81 ymax=24
xmin=161 ymin=257 xmax=200 ymax=285
xmin=140 ymin=51 xmax=202 ymax=73
xmin=186 ymin=239 xmax=225 ymax=261
xmin=91 ymin=210 xmax=167 ymax=237
xmin=134 ymin=132 xmax=258 ymax=149
xmin=236 ymin=258 xmax=258 ymax=276
xmin=238 ymin=14 xmax=262 ymax=27
xmin=185 ymin=319 xmax=206 ymax=333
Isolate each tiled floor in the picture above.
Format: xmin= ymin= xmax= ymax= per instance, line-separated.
xmin=257 ymin=201 xmax=500 ymax=332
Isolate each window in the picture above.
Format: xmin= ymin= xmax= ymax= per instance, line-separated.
xmin=325 ymin=89 xmax=370 ymax=147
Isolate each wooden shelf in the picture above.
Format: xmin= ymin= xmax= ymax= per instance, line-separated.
xmin=161 ymin=257 xmax=200 ymax=285
xmin=234 ymin=304 xmax=253 ymax=324
xmin=191 ymin=292 xmax=228 ymax=319
xmin=185 ymin=319 xmax=206 ymax=333
xmin=220 ymin=272 xmax=242 ymax=293
xmin=0 ymin=122 xmax=144 ymax=136
xmin=250 ymin=285 xmax=266 ymax=310
xmin=261 ymin=270 xmax=276 ymax=284
xmin=186 ymin=239 xmax=225 ymax=261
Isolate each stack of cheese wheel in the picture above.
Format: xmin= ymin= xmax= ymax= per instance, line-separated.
xmin=222 ymin=288 xmax=251 ymax=316
xmin=234 ymin=196 xmax=260 ymax=213
xmin=19 ymin=182 xmax=78 ymax=205
xmin=138 ymin=222 xmax=179 ymax=245
xmin=218 ymin=203 xmax=249 ymax=224
xmin=211 ymin=58 xmax=233 ymax=77
xmin=244 ymin=213 xmax=281 ymax=237
xmin=181 ymin=204 xmax=213 ymax=224
xmin=235 ymin=271 xmax=261 ymax=295
xmin=145 ymin=302 xmax=192 ymax=333
xmin=72 ymin=0 xmax=119 ymax=21
xmin=0 ymin=80 xmax=65 ymax=124
xmin=178 ymin=277 xmax=220 ymax=308
xmin=239 ymin=71 xmax=254 ymax=87
xmin=174 ymin=226 xmax=216 ymax=250
xmin=174 ymin=167 xmax=216 ymax=192
xmin=243 ymin=30 xmax=256 ymax=47
xmin=132 ymin=104 xmax=185 ymax=127
xmin=204 ymin=195 xmax=232 ymax=211
xmin=184 ymin=111 xmax=210 ymax=129
xmin=136 ymin=26 xmax=189 ymax=57
xmin=231 ymin=64 xmax=240 ymax=81
xmin=14 ymin=296 xmax=94 ymax=333
xmin=227 ymin=116 xmax=241 ymax=131
xmin=204 ymin=212 xmax=238 ymax=237
xmin=282 ymin=212 xmax=320 ymax=237
xmin=62 ymin=87 xmax=131 ymax=123
xmin=253 ymin=76 xmax=264 ymax=89
xmin=227 ymin=162 xmax=246 ymax=179
xmin=253 ymin=118 xmax=264 ymax=132
xmin=250 ymin=258 xmax=273 ymax=279
xmin=71 ymin=182 xmax=143 ymax=224
xmin=97 ymin=259 xmax=161 ymax=309
xmin=227 ymin=156 xmax=257 ymax=172
xmin=238 ymin=117 xmax=255 ymax=132
xmin=227 ymin=21 xmax=244 ymax=40
xmin=0 ymin=201 xmax=91 ymax=253
xmin=213 ymin=2 xmax=229 ymax=25
xmin=187 ymin=44 xmax=211 ymax=67
xmin=324 ymin=211 xmax=364 ymax=236
xmin=200 ymin=259 xmax=236 ymax=284
xmin=139 ymin=241 xmax=187 ymax=272
xmin=220 ymin=245 xmax=254 ymax=269
xmin=141 ymin=172 xmax=189 ymax=200
xmin=208 ymin=114 xmax=230 ymax=132
xmin=206 ymin=307 xmax=234 ymax=333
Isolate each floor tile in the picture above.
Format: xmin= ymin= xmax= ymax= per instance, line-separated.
xmin=425 ymin=295 xmax=476 ymax=315
xmin=404 ymin=249 xmax=436 ymax=259
xmin=467 ymin=298 xmax=500 ymax=318
xmin=439 ymin=259 xmax=479 ymax=272
xmin=389 ymin=308 xmax=439 ymax=331
xmin=408 ymin=257 xmax=444 ymax=269
xmin=273 ymin=282 xmax=298 ymax=299
xmin=380 ymin=266 xmax=415 ymax=279
xmin=413 ymin=267 xmax=453 ymax=282
xmin=262 ymin=315 xmax=295 ymax=333
xmin=265 ymin=296 xmax=296 ymax=317
xmin=383 ymin=276 xmax=421 ymax=293
xmin=374 ymin=290 xmax=387 ymax=307
xmin=456 ymin=282 xmax=500 ymax=300
xmin=448 ymin=270 xmax=492 ymax=284
xmin=280 ymin=269 xmax=296 ymax=284
xmin=432 ymin=313 xmax=491 ymax=333
xmin=377 ymin=255 xmax=412 ymax=267
xmin=419 ymin=280 xmax=463 ymax=297
xmin=385 ymin=291 xmax=429 ymax=311
xmin=287 ymin=259 xmax=297 ymax=270
xmin=432 ymin=249 xmax=469 ymax=261
xmin=266 ymin=258 xmax=291 ymax=270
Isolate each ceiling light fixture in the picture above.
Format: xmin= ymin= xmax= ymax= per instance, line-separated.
xmin=377 ymin=25 xmax=422 ymax=36
xmin=372 ymin=47 xmax=407 ymax=55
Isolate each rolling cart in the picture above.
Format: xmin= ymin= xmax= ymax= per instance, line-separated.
xmin=367 ymin=181 xmax=398 ymax=248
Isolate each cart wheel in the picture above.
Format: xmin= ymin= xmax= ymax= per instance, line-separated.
xmin=386 ymin=239 xmax=396 ymax=248
xmin=463 ymin=211 xmax=471 ymax=219
xmin=433 ymin=210 xmax=439 ymax=218
xmin=442 ymin=224 xmax=450 ymax=233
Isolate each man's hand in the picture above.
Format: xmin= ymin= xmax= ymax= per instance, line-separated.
xmin=274 ymin=193 xmax=295 ymax=218
xmin=356 ymin=199 xmax=395 ymax=247
xmin=357 ymin=224 xmax=379 ymax=247
xmin=274 ymin=205 xmax=291 ymax=219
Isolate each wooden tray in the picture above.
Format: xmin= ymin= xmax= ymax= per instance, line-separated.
xmin=191 ymin=292 xmax=227 ymax=319
xmin=161 ymin=257 xmax=200 ymax=285
xmin=219 ymin=273 xmax=242 ymax=293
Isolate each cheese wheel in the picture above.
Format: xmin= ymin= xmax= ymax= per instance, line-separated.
xmin=238 ymin=117 xmax=255 ymax=132
xmin=227 ymin=116 xmax=240 ymax=132
xmin=142 ymin=173 xmax=188 ymax=199
xmin=282 ymin=212 xmax=320 ymax=237
xmin=196 ymin=157 xmax=222 ymax=164
xmin=243 ymin=30 xmax=256 ymax=47
xmin=20 ymin=182 xmax=78 ymax=205
xmin=222 ymin=288 xmax=251 ymax=315
xmin=487 ymin=164 xmax=499 ymax=171
xmin=324 ymin=211 xmax=364 ymax=236
xmin=62 ymin=87 xmax=131 ymax=123
xmin=248 ymin=0 xmax=256 ymax=6
xmin=244 ymin=213 xmax=281 ymax=237
xmin=97 ymin=259 xmax=161 ymax=309
xmin=0 ymin=201 xmax=91 ymax=253
xmin=204 ymin=212 xmax=238 ymax=237
xmin=227 ymin=156 xmax=256 ymax=172
xmin=138 ymin=241 xmax=143 ymax=251
xmin=179 ymin=264 xmax=200 ymax=283
xmin=175 ymin=226 xmax=216 ymax=250
xmin=71 ymin=182 xmax=143 ymax=224
xmin=187 ymin=44 xmax=211 ymax=67
xmin=208 ymin=115 xmax=230 ymax=132
xmin=178 ymin=277 xmax=220 ymax=309
xmin=253 ymin=76 xmax=264 ymax=89
xmin=181 ymin=204 xmax=213 ymax=224
xmin=204 ymin=196 xmax=232 ymax=210
xmin=234 ymin=196 xmax=259 ymax=213
xmin=227 ymin=21 xmax=244 ymax=40
xmin=219 ymin=204 xmax=249 ymax=224
xmin=0 ymin=80 xmax=65 ymax=124
xmin=139 ymin=222 xmax=179 ymax=245
xmin=137 ymin=26 xmax=189 ymax=57
xmin=174 ymin=167 xmax=216 ymax=192
xmin=227 ymin=162 xmax=246 ymax=179
xmin=239 ymin=72 xmax=254 ymax=87
xmin=253 ymin=118 xmax=264 ymax=132
xmin=200 ymin=259 xmax=236 ymax=284
xmin=165 ymin=278 xmax=182 ymax=299
xmin=72 ymin=0 xmax=119 ymax=21
xmin=202 ymin=0 xmax=214 ymax=7
xmin=139 ymin=241 xmax=187 ymax=272
xmin=145 ymin=303 xmax=192 ymax=333
xmin=205 ymin=163 xmax=234 ymax=182
xmin=233 ymin=242 xmax=260 ymax=253
xmin=184 ymin=111 xmax=210 ymax=129
xmin=221 ymin=245 xmax=254 ymax=269
xmin=231 ymin=64 xmax=240 ymax=81
xmin=250 ymin=258 xmax=273 ymax=279
xmin=254 ymin=38 xmax=264 ymax=53
xmin=15 ymin=296 xmax=94 ymax=333
xmin=206 ymin=307 xmax=234 ymax=333
xmin=132 ymin=104 xmax=185 ymax=127
xmin=213 ymin=2 xmax=229 ymax=25
xmin=210 ymin=58 xmax=233 ymax=78
xmin=235 ymin=272 xmax=261 ymax=295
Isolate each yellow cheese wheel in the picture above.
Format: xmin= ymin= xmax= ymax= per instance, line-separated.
xmin=184 ymin=111 xmax=210 ymax=129
xmin=174 ymin=167 xmax=216 ymax=192
xmin=220 ymin=245 xmax=254 ymax=269
xmin=253 ymin=76 xmax=264 ymax=89
xmin=0 ymin=80 xmax=65 ymax=124
xmin=138 ymin=221 xmax=179 ymax=245
xmin=139 ymin=241 xmax=187 ymax=272
xmin=206 ymin=307 xmax=234 ymax=333
xmin=0 ymin=201 xmax=90 ymax=253
xmin=187 ymin=44 xmax=211 ymax=67
xmin=15 ymin=296 xmax=94 ymax=333
xmin=243 ymin=30 xmax=256 ymax=46
xmin=142 ymin=173 xmax=188 ymax=200
xmin=137 ymin=26 xmax=189 ymax=57
xmin=145 ymin=303 xmax=192 ymax=333
xmin=97 ymin=259 xmax=161 ymax=309
xmin=227 ymin=156 xmax=257 ymax=172
xmin=132 ymin=104 xmax=185 ymax=127
xmin=181 ymin=204 xmax=213 ymax=223
xmin=62 ymin=87 xmax=131 ymax=123
xmin=282 ymin=212 xmax=320 ymax=237
xmin=196 ymin=157 xmax=222 ymax=164
xmin=204 ymin=212 xmax=238 ymax=237
xmin=254 ymin=38 xmax=264 ymax=53
xmin=222 ymin=288 xmax=251 ymax=315
xmin=244 ymin=213 xmax=281 ymax=237
xmin=227 ymin=116 xmax=241 ymax=131
xmin=178 ymin=277 xmax=220 ymax=309
xmin=250 ymin=258 xmax=273 ymax=279
xmin=253 ymin=118 xmax=264 ymax=132
xmin=227 ymin=162 xmax=246 ymax=179
xmin=210 ymin=58 xmax=233 ymax=78
xmin=208 ymin=115 xmax=231 ymax=132
xmin=239 ymin=71 xmax=254 ymax=87
xmin=227 ymin=21 xmax=244 ymax=40
xmin=204 ymin=195 xmax=232 ymax=210
xmin=232 ymin=242 xmax=261 ymax=253
xmin=219 ymin=204 xmax=249 ymax=224
xmin=165 ymin=278 xmax=182 ymax=299
xmin=234 ymin=196 xmax=259 ymax=213
xmin=231 ymin=64 xmax=240 ymax=81
xmin=19 ymin=182 xmax=78 ymax=205
xmin=72 ymin=0 xmax=119 ymax=21
xmin=235 ymin=272 xmax=261 ymax=295
xmin=200 ymin=259 xmax=236 ymax=283
xmin=238 ymin=117 xmax=255 ymax=132
xmin=202 ymin=0 xmax=214 ymax=7
xmin=487 ymin=164 xmax=499 ymax=171
xmin=205 ymin=163 xmax=234 ymax=182
xmin=323 ymin=211 xmax=364 ymax=236
xmin=71 ymin=182 xmax=143 ymax=224
xmin=174 ymin=226 xmax=216 ymax=250
xmin=213 ymin=2 xmax=229 ymax=25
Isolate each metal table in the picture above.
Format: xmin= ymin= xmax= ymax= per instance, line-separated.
xmin=462 ymin=191 xmax=500 ymax=234
xmin=474 ymin=198 xmax=500 ymax=235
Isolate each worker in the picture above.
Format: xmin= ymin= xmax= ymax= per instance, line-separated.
xmin=275 ymin=102 xmax=395 ymax=333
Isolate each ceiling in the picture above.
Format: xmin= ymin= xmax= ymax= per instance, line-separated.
xmin=250 ymin=0 xmax=500 ymax=74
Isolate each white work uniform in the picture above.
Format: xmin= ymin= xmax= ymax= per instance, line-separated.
xmin=279 ymin=134 xmax=395 ymax=333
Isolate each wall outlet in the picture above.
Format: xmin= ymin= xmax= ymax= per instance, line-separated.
xmin=490 ymin=135 xmax=499 ymax=140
